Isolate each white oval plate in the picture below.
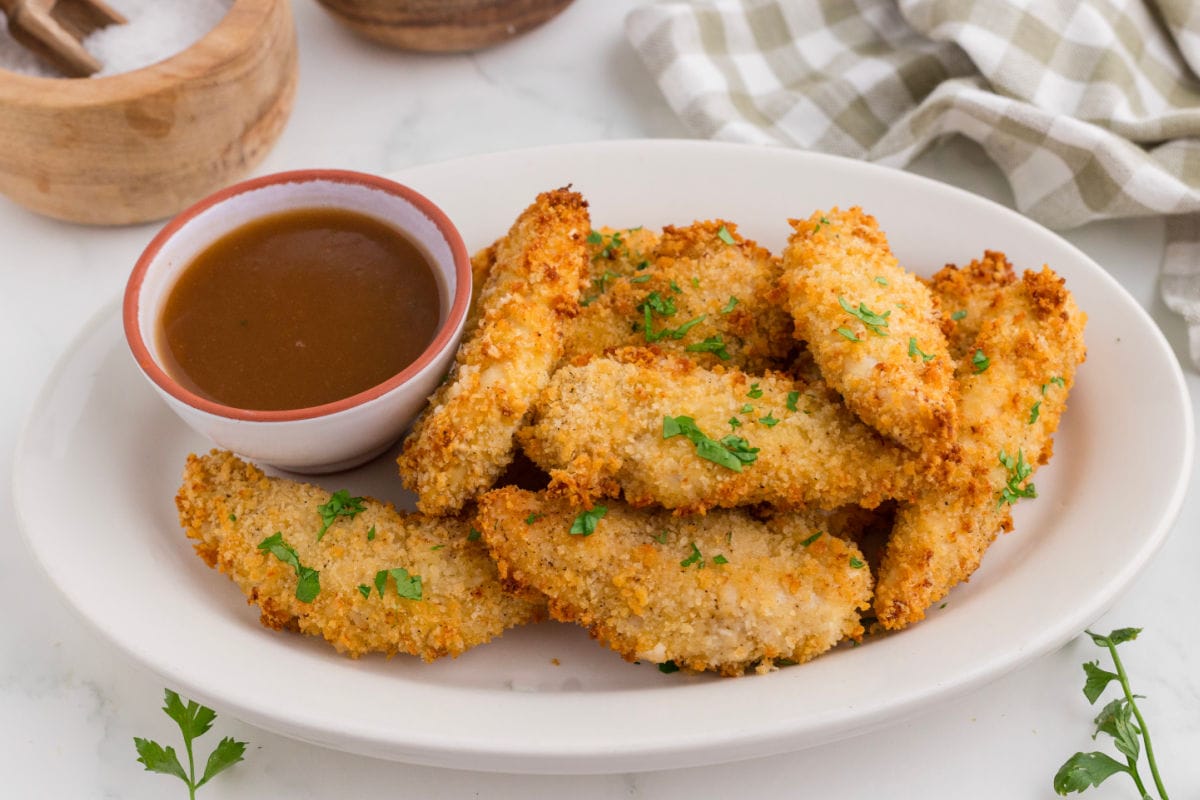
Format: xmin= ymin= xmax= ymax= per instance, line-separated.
xmin=13 ymin=141 xmax=1193 ymax=774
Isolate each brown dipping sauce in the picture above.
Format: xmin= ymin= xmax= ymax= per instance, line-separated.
xmin=158 ymin=207 xmax=441 ymax=411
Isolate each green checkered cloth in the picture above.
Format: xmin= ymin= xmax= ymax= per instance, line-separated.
xmin=627 ymin=0 xmax=1200 ymax=369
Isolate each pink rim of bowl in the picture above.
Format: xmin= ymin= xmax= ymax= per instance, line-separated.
xmin=123 ymin=168 xmax=472 ymax=424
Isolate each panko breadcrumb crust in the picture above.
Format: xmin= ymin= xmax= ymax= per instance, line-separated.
xmin=397 ymin=187 xmax=590 ymax=516
xmin=475 ymin=487 xmax=872 ymax=676
xmin=177 ymin=450 xmax=545 ymax=661
xmin=780 ymin=207 xmax=958 ymax=453
xmin=874 ymin=264 xmax=1087 ymax=629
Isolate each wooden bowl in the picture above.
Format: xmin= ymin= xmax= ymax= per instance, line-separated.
xmin=0 ymin=0 xmax=297 ymax=225
xmin=314 ymin=0 xmax=574 ymax=53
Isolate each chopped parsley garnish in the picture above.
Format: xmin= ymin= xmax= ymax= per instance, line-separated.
xmin=430 ymin=544 xmax=445 ymax=551
xmin=586 ymin=230 xmax=603 ymax=246
xmin=998 ymin=448 xmax=1037 ymax=506
xmin=712 ymin=554 xmax=729 ymax=565
xmin=640 ymin=291 xmax=677 ymax=317
xmin=908 ymin=337 xmax=936 ymax=362
xmin=741 ymin=403 xmax=754 ymax=414
xmin=972 ymin=349 xmax=990 ymax=373
xmin=467 ymin=527 xmax=482 ymax=541
xmin=951 ymin=309 xmax=968 ymax=321
xmin=316 ymin=490 xmax=366 ymax=541
xmin=874 ymin=276 xmax=889 ymax=286
xmin=786 ymin=391 xmax=800 ymax=412
xmin=691 ymin=276 xmax=700 ymax=288
xmin=589 ymin=230 xmax=628 ymax=261
xmin=800 ymin=531 xmax=823 ymax=547
xmin=227 ymin=513 xmax=237 ymax=522
xmin=680 ymin=542 xmax=704 ymax=568
xmin=654 ymin=531 xmax=669 ymax=544
xmin=1029 ymin=401 xmax=1041 ymax=424
xmin=374 ymin=567 xmax=423 ymax=600
xmin=569 ymin=506 xmax=608 ymax=536
xmin=838 ymin=296 xmax=890 ymax=336
xmin=813 ymin=216 xmax=830 ymax=233
xmin=357 ymin=585 xmax=371 ymax=599
xmin=836 ymin=326 xmax=862 ymax=342
xmin=717 ymin=225 xmax=736 ymax=245
xmin=658 ymin=661 xmax=680 ymax=674
xmin=728 ymin=416 xmax=742 ymax=429
xmin=747 ymin=383 xmax=763 ymax=399
xmin=635 ymin=259 xmax=649 ymax=271
xmin=670 ymin=279 xmax=683 ymax=294
xmin=720 ymin=296 xmax=739 ymax=314
xmin=1043 ymin=375 xmax=1066 ymax=394
xmin=367 ymin=525 xmax=376 ymax=542
xmin=663 ymin=415 xmax=760 ymax=472
xmin=257 ymin=532 xmax=320 ymax=603
xmin=759 ymin=412 xmax=780 ymax=427
xmin=628 ymin=274 xmax=651 ymax=283
xmin=686 ymin=335 xmax=731 ymax=360
xmin=524 ymin=513 xmax=541 ymax=525
xmin=849 ymin=556 xmax=866 ymax=569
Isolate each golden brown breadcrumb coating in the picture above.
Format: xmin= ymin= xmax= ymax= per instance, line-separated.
xmin=398 ymin=187 xmax=590 ymax=515
xmin=177 ymin=451 xmax=544 ymax=661
xmin=519 ymin=347 xmax=929 ymax=513
xmin=475 ymin=488 xmax=872 ymax=676
xmin=927 ymin=250 xmax=1018 ymax=361
xmin=564 ymin=221 xmax=793 ymax=372
xmin=780 ymin=207 xmax=958 ymax=452
xmin=874 ymin=265 xmax=1087 ymax=629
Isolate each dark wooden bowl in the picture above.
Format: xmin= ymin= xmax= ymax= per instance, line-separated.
xmin=314 ymin=0 xmax=575 ymax=52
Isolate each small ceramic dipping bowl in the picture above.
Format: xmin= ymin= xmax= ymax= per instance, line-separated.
xmin=0 ymin=0 xmax=296 ymax=225
xmin=123 ymin=169 xmax=471 ymax=473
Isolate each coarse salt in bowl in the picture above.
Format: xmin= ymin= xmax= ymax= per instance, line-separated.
xmin=123 ymin=169 xmax=471 ymax=473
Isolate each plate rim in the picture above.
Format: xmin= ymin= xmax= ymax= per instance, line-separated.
xmin=12 ymin=139 xmax=1195 ymax=773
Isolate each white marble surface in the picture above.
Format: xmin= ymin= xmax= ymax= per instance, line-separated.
xmin=1 ymin=1 xmax=1197 ymax=797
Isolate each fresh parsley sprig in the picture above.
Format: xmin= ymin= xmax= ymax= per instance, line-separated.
xmin=1054 ymin=628 xmax=1171 ymax=799
xmin=134 ymin=689 xmax=247 ymax=799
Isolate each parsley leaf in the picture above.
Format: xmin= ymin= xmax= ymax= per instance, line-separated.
xmin=717 ymin=225 xmax=736 ymax=245
xmin=972 ymin=349 xmax=990 ymax=373
xmin=785 ymin=391 xmax=800 ymax=412
xmin=747 ymin=383 xmax=763 ymax=399
xmin=134 ymin=689 xmax=247 ymax=796
xmin=680 ymin=542 xmax=704 ymax=568
xmin=759 ymin=412 xmax=779 ymax=427
xmin=367 ymin=525 xmax=376 ymax=541
xmin=316 ymin=490 xmax=366 ymax=541
xmin=813 ymin=216 xmax=830 ymax=233
xmin=836 ymin=326 xmax=862 ymax=342
xmin=997 ymin=448 xmax=1037 ymax=506
xmin=658 ymin=661 xmax=680 ymax=674
xmin=838 ymin=296 xmax=890 ymax=336
xmin=686 ymin=335 xmax=732 ymax=360
xmin=712 ymin=554 xmax=729 ymax=565
xmin=720 ymin=296 xmax=739 ymax=314
xmin=569 ymin=506 xmax=608 ymax=536
xmin=951 ymin=309 xmax=967 ymax=321
xmin=374 ymin=567 xmax=423 ymax=600
xmin=357 ymin=584 xmax=371 ymax=599
xmin=467 ymin=527 xmax=482 ymax=541
xmin=1054 ymin=752 xmax=1129 ymax=794
xmin=728 ymin=416 xmax=742 ymax=429
xmin=800 ymin=531 xmax=823 ymax=547
xmin=525 ymin=513 xmax=541 ymax=525
xmin=1030 ymin=401 xmax=1041 ymax=424
xmin=849 ymin=556 xmax=866 ymax=569
xmin=654 ymin=531 xmax=669 ymax=544
xmin=874 ymin=276 xmax=889 ymax=286
xmin=663 ymin=415 xmax=759 ymax=472
xmin=257 ymin=532 xmax=320 ymax=603
xmin=908 ymin=337 xmax=936 ymax=362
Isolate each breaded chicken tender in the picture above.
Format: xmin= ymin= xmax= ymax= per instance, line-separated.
xmin=564 ymin=221 xmax=793 ymax=372
xmin=519 ymin=347 xmax=928 ymax=513
xmin=780 ymin=208 xmax=957 ymax=452
xmin=177 ymin=451 xmax=544 ymax=661
xmin=398 ymin=188 xmax=590 ymax=515
xmin=475 ymin=488 xmax=872 ymax=675
xmin=874 ymin=264 xmax=1086 ymax=629
xmin=927 ymin=250 xmax=1017 ymax=361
